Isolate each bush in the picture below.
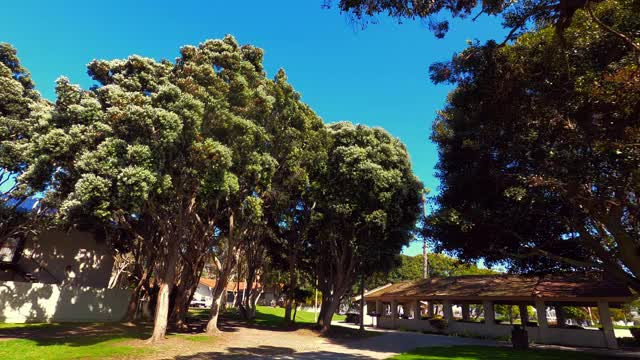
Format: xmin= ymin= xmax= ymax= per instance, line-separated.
xmin=429 ymin=316 xmax=448 ymax=331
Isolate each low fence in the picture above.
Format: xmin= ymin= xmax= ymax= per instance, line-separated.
xmin=378 ymin=316 xmax=611 ymax=348
xmin=0 ymin=281 xmax=131 ymax=323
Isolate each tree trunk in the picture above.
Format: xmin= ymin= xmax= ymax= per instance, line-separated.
xmin=240 ymin=260 xmax=260 ymax=320
xmin=317 ymin=294 xmax=329 ymax=326
xmin=284 ymin=266 xmax=297 ymax=322
xmin=205 ymin=212 xmax=238 ymax=335
xmin=124 ymin=269 xmax=151 ymax=322
xmin=293 ymin=300 xmax=298 ymax=322
xmin=171 ymin=257 xmax=205 ymax=329
xmin=205 ymin=283 xmax=227 ymax=334
xmin=147 ymin=240 xmax=179 ymax=343
xmin=319 ymin=296 xmax=341 ymax=333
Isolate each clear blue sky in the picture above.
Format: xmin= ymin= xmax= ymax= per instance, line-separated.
xmin=1 ymin=0 xmax=506 ymax=256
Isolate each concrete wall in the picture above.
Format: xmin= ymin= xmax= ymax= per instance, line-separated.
xmin=0 ymin=229 xmax=114 ymax=287
xmin=378 ymin=316 xmax=610 ymax=348
xmin=0 ymin=281 xmax=131 ymax=323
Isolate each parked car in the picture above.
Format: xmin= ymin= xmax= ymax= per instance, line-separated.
xmin=190 ymin=300 xmax=208 ymax=308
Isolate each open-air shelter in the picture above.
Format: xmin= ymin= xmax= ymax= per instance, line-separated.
xmin=363 ymin=274 xmax=634 ymax=349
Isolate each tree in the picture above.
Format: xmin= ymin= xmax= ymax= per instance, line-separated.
xmin=313 ymin=122 xmax=422 ymax=332
xmin=428 ymin=1 xmax=640 ymax=289
xmin=365 ymin=253 xmax=497 ymax=289
xmin=323 ymin=0 xmax=608 ymax=43
xmin=257 ymin=69 xmax=328 ymax=324
xmin=10 ymin=36 xmax=277 ymax=342
xmin=0 ymin=43 xmax=51 ymax=245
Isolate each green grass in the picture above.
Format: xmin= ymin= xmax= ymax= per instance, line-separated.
xmin=0 ymin=306 xmax=343 ymax=360
xmin=171 ymin=333 xmax=217 ymax=343
xmin=225 ymin=305 xmax=345 ymax=327
xmin=388 ymin=346 xmax=618 ymax=360
xmin=0 ymin=335 xmax=151 ymax=360
xmin=0 ymin=322 xmax=62 ymax=330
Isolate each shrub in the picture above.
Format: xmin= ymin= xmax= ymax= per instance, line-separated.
xmin=429 ymin=316 xmax=448 ymax=332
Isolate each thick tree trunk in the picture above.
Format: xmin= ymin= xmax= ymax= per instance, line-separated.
xmin=124 ymin=262 xmax=154 ymax=322
xmin=205 ymin=284 xmax=227 ymax=334
xmin=317 ymin=294 xmax=330 ymax=327
xmin=319 ymin=297 xmax=341 ymax=333
xmin=317 ymin=244 xmax=356 ymax=333
xmin=205 ymin=212 xmax=238 ymax=335
xmin=125 ymin=279 xmax=143 ymax=322
xmin=284 ymin=241 xmax=297 ymax=324
xmin=240 ymin=262 xmax=258 ymax=320
xmin=171 ymin=284 xmax=190 ymax=330
xmin=148 ymin=282 xmax=171 ymax=343
xmin=171 ymin=255 xmax=206 ymax=329
xmin=147 ymin=240 xmax=179 ymax=343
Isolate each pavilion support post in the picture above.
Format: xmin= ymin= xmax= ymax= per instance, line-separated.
xmin=391 ymin=299 xmax=398 ymax=328
xmin=483 ymin=301 xmax=495 ymax=328
xmin=461 ymin=303 xmax=470 ymax=321
xmin=443 ymin=300 xmax=453 ymax=322
xmin=519 ymin=304 xmax=529 ymax=325
xmin=375 ymin=300 xmax=381 ymax=328
xmin=427 ymin=301 xmax=435 ymax=317
xmin=597 ymin=301 xmax=618 ymax=349
xmin=535 ymin=301 xmax=548 ymax=343
xmin=361 ymin=300 xmax=368 ymax=328
xmin=415 ymin=300 xmax=422 ymax=323
xmin=555 ymin=305 xmax=566 ymax=327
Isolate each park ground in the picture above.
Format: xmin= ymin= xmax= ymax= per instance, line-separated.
xmin=0 ymin=306 xmax=630 ymax=360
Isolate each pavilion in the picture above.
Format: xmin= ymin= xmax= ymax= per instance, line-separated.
xmin=362 ymin=274 xmax=635 ymax=349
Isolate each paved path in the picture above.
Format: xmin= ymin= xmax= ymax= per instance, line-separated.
xmin=170 ymin=323 xmax=500 ymax=360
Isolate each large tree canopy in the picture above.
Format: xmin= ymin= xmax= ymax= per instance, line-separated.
xmin=314 ymin=122 xmax=423 ymax=331
xmin=8 ymin=36 xmax=277 ymax=341
xmin=428 ymin=0 xmax=640 ymax=289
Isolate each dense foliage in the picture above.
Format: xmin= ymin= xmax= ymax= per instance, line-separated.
xmin=0 ymin=38 xmax=423 ymax=338
xmin=324 ymin=0 xmax=601 ymax=40
xmin=313 ymin=122 xmax=423 ymax=331
xmin=365 ymin=253 xmax=496 ymax=289
xmin=427 ymin=0 xmax=640 ymax=289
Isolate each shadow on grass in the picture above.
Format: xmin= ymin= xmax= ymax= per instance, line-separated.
xmin=387 ymin=346 xmax=621 ymax=360
xmin=168 ymin=345 xmax=376 ymax=359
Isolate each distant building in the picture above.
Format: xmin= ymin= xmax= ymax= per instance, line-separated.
xmin=193 ymin=278 xmax=276 ymax=307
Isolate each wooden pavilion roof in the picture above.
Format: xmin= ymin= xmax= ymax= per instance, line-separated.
xmin=364 ymin=274 xmax=634 ymax=304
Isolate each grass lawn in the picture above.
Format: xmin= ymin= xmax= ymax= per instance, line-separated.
xmin=388 ymin=346 xmax=618 ymax=360
xmin=0 ymin=306 xmax=345 ymax=360
xmin=210 ymin=305 xmax=346 ymax=328
xmin=0 ymin=325 xmax=153 ymax=360
xmin=249 ymin=305 xmax=346 ymax=326
xmin=0 ymin=337 xmax=150 ymax=360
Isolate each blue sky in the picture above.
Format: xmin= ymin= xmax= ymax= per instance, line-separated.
xmin=0 ymin=1 xmax=506 ymax=256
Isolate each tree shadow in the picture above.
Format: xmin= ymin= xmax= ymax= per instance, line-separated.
xmin=169 ymin=345 xmax=377 ymax=359
xmin=215 ymin=310 xmax=312 ymax=333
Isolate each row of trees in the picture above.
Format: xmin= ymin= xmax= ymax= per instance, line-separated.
xmin=364 ymin=253 xmax=496 ymax=289
xmin=0 ymin=37 xmax=423 ymax=342
xmin=327 ymin=0 xmax=640 ymax=291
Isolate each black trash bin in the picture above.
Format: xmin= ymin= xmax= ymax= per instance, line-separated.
xmin=511 ymin=325 xmax=529 ymax=350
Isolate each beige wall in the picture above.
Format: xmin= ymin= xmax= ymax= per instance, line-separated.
xmin=0 ymin=229 xmax=114 ymax=287
xmin=0 ymin=281 xmax=131 ymax=323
